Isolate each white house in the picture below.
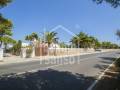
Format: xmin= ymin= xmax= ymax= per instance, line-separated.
xmin=22 ymin=42 xmax=30 ymax=47
xmin=49 ymin=43 xmax=60 ymax=49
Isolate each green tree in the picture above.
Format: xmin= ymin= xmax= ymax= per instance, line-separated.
xmin=101 ymin=41 xmax=119 ymax=49
xmin=0 ymin=19 xmax=15 ymax=48
xmin=71 ymin=32 xmax=101 ymax=49
xmin=88 ymin=36 xmax=96 ymax=48
xmin=0 ymin=0 xmax=14 ymax=49
xmin=11 ymin=40 xmax=22 ymax=55
xmin=71 ymin=32 xmax=93 ymax=48
xmin=45 ymin=31 xmax=58 ymax=47
xmin=94 ymin=40 xmax=101 ymax=49
xmin=93 ymin=0 xmax=120 ymax=8
xmin=112 ymin=43 xmax=119 ymax=49
xmin=0 ymin=0 xmax=12 ymax=24
xmin=100 ymin=41 xmax=119 ymax=49
xmin=0 ymin=0 xmax=12 ymax=8
xmin=59 ymin=42 xmax=68 ymax=48
xmin=25 ymin=32 xmax=39 ymax=41
xmin=89 ymin=36 xmax=101 ymax=49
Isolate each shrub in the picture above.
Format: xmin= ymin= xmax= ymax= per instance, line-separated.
xmin=26 ymin=49 xmax=33 ymax=58
xmin=11 ymin=40 xmax=22 ymax=56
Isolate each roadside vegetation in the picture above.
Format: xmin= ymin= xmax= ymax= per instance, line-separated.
xmin=0 ymin=0 xmax=120 ymax=90
xmin=11 ymin=40 xmax=22 ymax=56
xmin=0 ymin=0 xmax=15 ymax=49
xmin=92 ymin=30 xmax=120 ymax=90
xmin=93 ymin=58 xmax=120 ymax=90
xmin=0 ymin=0 xmax=120 ymax=57
xmin=93 ymin=0 xmax=120 ymax=8
xmin=24 ymin=31 xmax=120 ymax=50
xmin=71 ymin=32 xmax=119 ymax=49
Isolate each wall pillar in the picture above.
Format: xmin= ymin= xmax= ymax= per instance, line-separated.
xmin=21 ymin=48 xmax=26 ymax=58
xmin=31 ymin=47 xmax=35 ymax=57
xmin=0 ymin=48 xmax=3 ymax=60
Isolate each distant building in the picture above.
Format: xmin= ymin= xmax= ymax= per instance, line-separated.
xmin=22 ymin=42 xmax=30 ymax=47
xmin=49 ymin=43 xmax=60 ymax=49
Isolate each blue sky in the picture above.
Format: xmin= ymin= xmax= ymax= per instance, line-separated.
xmin=1 ymin=0 xmax=120 ymax=44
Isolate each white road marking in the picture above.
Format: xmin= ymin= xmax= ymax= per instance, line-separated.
xmin=87 ymin=56 xmax=119 ymax=90
xmin=4 ymin=51 xmax=119 ymax=85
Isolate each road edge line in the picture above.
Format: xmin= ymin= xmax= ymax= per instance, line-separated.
xmin=87 ymin=57 xmax=119 ymax=90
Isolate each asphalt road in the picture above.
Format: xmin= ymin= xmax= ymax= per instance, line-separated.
xmin=0 ymin=51 xmax=119 ymax=90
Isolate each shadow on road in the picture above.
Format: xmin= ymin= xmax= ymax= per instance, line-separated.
xmin=99 ymin=57 xmax=116 ymax=61
xmin=116 ymin=52 xmax=120 ymax=54
xmin=99 ymin=57 xmax=116 ymax=64
xmin=94 ymin=57 xmax=116 ymax=70
xmin=0 ymin=69 xmax=95 ymax=90
xmin=94 ymin=64 xmax=108 ymax=70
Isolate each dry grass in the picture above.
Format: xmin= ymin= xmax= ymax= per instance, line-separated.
xmin=93 ymin=63 xmax=120 ymax=90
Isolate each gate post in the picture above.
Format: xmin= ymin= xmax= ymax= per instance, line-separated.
xmin=0 ymin=48 xmax=3 ymax=60
xmin=21 ymin=48 xmax=26 ymax=58
xmin=31 ymin=47 xmax=35 ymax=57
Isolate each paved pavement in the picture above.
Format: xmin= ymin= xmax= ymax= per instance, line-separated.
xmin=0 ymin=51 xmax=99 ymax=65
xmin=0 ymin=51 xmax=119 ymax=90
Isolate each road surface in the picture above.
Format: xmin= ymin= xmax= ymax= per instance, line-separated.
xmin=0 ymin=51 xmax=119 ymax=90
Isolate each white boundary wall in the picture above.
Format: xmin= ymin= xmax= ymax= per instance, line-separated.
xmin=0 ymin=48 xmax=3 ymax=60
xmin=48 ymin=48 xmax=95 ymax=56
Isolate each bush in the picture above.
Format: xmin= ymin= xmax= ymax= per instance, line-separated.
xmin=11 ymin=40 xmax=22 ymax=56
xmin=26 ymin=49 xmax=33 ymax=58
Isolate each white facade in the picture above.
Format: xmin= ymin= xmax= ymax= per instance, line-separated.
xmin=49 ymin=43 xmax=60 ymax=49
xmin=22 ymin=42 xmax=30 ymax=47
xmin=0 ymin=48 xmax=3 ymax=60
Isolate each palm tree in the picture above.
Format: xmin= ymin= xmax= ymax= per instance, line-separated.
xmin=71 ymin=32 xmax=100 ymax=48
xmin=71 ymin=32 xmax=91 ymax=48
xmin=71 ymin=36 xmax=80 ymax=48
xmin=59 ymin=42 xmax=68 ymax=48
xmin=25 ymin=33 xmax=39 ymax=48
xmin=45 ymin=31 xmax=58 ymax=47
xmin=101 ymin=41 xmax=113 ymax=49
xmin=88 ymin=36 xmax=102 ymax=49
xmin=25 ymin=32 xmax=38 ymax=41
